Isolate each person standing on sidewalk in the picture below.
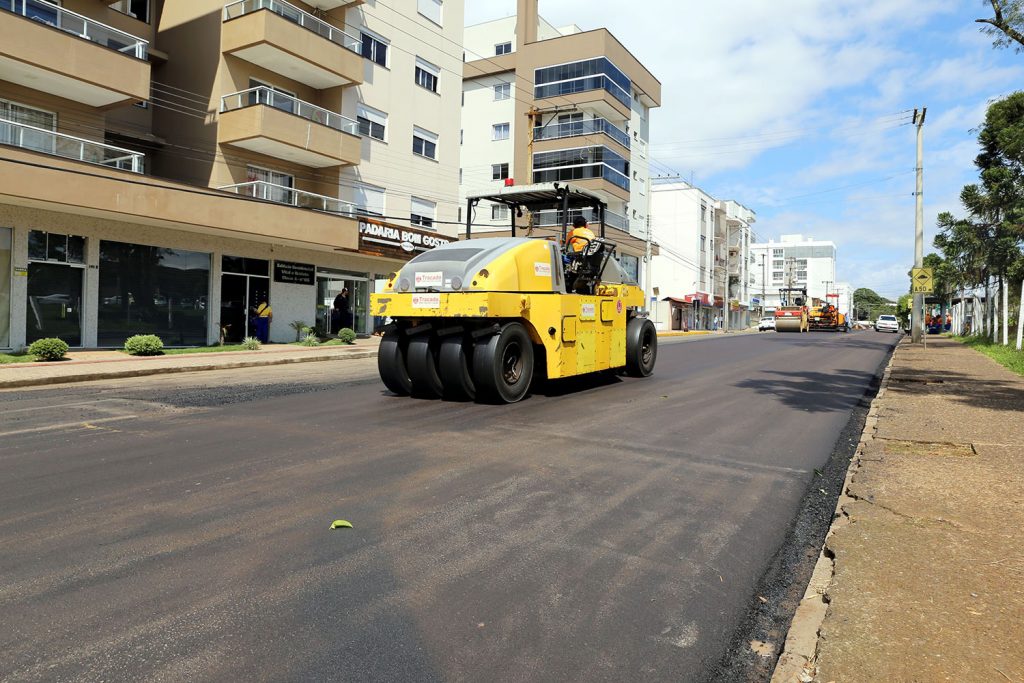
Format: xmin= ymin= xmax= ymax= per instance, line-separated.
xmin=253 ymin=295 xmax=272 ymax=344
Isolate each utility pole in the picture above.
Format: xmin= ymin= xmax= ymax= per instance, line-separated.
xmin=761 ymin=253 xmax=766 ymax=317
xmin=911 ymin=107 xmax=926 ymax=343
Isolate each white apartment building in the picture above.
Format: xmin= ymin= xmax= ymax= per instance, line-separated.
xmin=834 ymin=282 xmax=853 ymax=320
xmin=648 ymin=182 xmax=755 ymax=330
xmin=715 ymin=199 xmax=756 ymax=330
xmin=751 ymin=234 xmax=838 ymax=313
xmin=460 ymin=0 xmax=660 ymax=283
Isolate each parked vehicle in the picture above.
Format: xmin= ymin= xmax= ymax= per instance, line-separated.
xmin=758 ymin=316 xmax=776 ymax=331
xmin=875 ymin=314 xmax=900 ymax=333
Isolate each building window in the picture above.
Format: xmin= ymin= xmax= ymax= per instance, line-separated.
xmin=491 ymin=204 xmax=509 ymax=220
xmin=415 ymin=57 xmax=440 ymax=93
xmin=492 ymin=122 xmax=510 ymax=141
xmin=772 ymin=259 xmax=784 ymax=268
xmin=245 ymin=166 xmax=294 ymax=204
xmin=356 ymin=104 xmax=387 ymax=141
xmin=354 ymin=182 xmax=386 ymax=216
xmin=360 ymin=31 xmax=388 ymax=67
xmin=492 ymin=163 xmax=509 ymax=180
xmin=412 ymin=126 xmax=438 ymax=160
xmin=534 ymin=57 xmax=631 ymax=108
xmin=459 ymin=168 xmax=463 ymax=184
xmin=411 ymin=197 xmax=436 ymax=228
xmin=495 ymin=42 xmax=512 ymax=56
xmin=28 ymin=231 xmax=85 ymax=265
xmin=417 ymin=0 xmax=442 ymax=25
xmin=772 ymin=248 xmax=784 ymax=257
xmin=493 ymin=82 xmax=511 ymax=100
xmin=700 ymin=235 xmax=706 ymax=252
xmin=110 ymin=0 xmax=150 ymax=23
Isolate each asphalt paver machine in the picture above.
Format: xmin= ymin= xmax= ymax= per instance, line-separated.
xmin=370 ymin=182 xmax=657 ymax=403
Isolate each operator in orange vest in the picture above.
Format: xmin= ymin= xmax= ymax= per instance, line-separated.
xmin=566 ymin=215 xmax=596 ymax=253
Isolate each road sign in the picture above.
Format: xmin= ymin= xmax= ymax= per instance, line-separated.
xmin=911 ymin=267 xmax=933 ymax=293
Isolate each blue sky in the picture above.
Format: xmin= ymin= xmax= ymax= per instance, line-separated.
xmin=465 ymin=1 xmax=1024 ymax=299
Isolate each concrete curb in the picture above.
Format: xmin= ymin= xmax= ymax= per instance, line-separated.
xmin=0 ymin=350 xmax=378 ymax=390
xmin=770 ymin=342 xmax=898 ymax=683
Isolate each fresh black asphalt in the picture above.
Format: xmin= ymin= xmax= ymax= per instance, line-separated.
xmin=0 ymin=330 xmax=899 ymax=682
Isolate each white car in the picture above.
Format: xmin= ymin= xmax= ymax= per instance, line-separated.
xmin=758 ymin=316 xmax=776 ymax=331
xmin=875 ymin=315 xmax=900 ymax=333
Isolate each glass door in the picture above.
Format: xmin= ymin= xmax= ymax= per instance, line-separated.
xmin=26 ymin=262 xmax=82 ymax=346
xmin=220 ymin=273 xmax=248 ymax=343
xmin=350 ymin=279 xmax=368 ymax=335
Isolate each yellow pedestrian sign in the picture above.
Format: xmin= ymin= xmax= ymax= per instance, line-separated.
xmin=911 ymin=267 xmax=933 ymax=293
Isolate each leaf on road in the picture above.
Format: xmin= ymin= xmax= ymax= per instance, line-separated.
xmin=330 ymin=519 xmax=353 ymax=529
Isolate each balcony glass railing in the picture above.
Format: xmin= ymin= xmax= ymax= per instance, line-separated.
xmin=0 ymin=117 xmax=145 ymax=172
xmin=220 ymin=181 xmax=359 ymax=215
xmin=223 ymin=0 xmax=361 ymax=52
xmin=1 ymin=0 xmax=148 ymax=58
xmin=532 ymin=208 xmax=628 ymax=232
xmin=534 ymin=118 xmax=630 ymax=148
xmin=221 ymin=87 xmax=360 ymax=135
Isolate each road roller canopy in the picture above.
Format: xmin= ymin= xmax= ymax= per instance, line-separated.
xmin=465 ymin=182 xmax=609 ymax=243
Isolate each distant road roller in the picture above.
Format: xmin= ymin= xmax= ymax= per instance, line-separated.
xmin=775 ymin=286 xmax=809 ymax=333
xmin=371 ymin=183 xmax=657 ymax=403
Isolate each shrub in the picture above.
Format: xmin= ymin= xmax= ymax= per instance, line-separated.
xmin=289 ymin=320 xmax=308 ymax=342
xmin=28 ymin=337 xmax=69 ymax=362
xmin=336 ymin=327 xmax=357 ymax=344
xmin=242 ymin=336 xmax=262 ymax=351
xmin=300 ymin=332 xmax=321 ymax=347
xmin=123 ymin=334 xmax=164 ymax=356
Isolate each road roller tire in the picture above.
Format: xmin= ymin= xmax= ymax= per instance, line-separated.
xmin=378 ymin=329 xmax=412 ymax=395
xmin=473 ymin=322 xmax=534 ymax=404
xmin=407 ymin=336 xmax=443 ymax=398
xmin=625 ymin=317 xmax=657 ymax=377
xmin=439 ymin=336 xmax=476 ymax=401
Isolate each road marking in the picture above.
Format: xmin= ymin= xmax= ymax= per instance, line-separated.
xmin=0 ymin=415 xmax=138 ymax=438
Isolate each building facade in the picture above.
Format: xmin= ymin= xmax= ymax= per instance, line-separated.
xmin=648 ymin=182 xmax=755 ymax=331
xmin=750 ymin=234 xmax=837 ymax=313
xmin=0 ymin=0 xmax=463 ymax=350
xmin=459 ymin=0 xmax=660 ymax=285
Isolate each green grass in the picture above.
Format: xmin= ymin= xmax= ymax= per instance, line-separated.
xmin=157 ymin=344 xmax=258 ymax=355
xmin=0 ymin=352 xmax=37 ymax=364
xmin=956 ymin=335 xmax=1024 ymax=376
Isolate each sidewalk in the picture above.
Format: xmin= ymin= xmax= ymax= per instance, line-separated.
xmin=774 ymin=336 xmax=1024 ymax=682
xmin=0 ymin=337 xmax=380 ymax=389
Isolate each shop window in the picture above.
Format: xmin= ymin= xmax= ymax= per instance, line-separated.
xmin=97 ymin=241 xmax=211 ymax=347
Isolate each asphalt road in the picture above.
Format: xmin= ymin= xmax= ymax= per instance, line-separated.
xmin=0 ymin=330 xmax=899 ymax=682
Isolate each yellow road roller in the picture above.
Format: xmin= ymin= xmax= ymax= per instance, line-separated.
xmin=775 ymin=286 xmax=809 ymax=333
xmin=370 ymin=184 xmax=657 ymax=403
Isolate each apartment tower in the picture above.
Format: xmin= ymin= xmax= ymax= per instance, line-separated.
xmin=0 ymin=0 xmax=464 ymax=349
xmin=460 ymin=0 xmax=660 ymax=285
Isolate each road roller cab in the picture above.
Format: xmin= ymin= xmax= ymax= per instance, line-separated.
xmin=775 ymin=286 xmax=809 ymax=333
xmin=371 ymin=183 xmax=657 ymax=403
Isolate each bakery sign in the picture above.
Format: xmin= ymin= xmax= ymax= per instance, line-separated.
xmin=358 ymin=217 xmax=454 ymax=259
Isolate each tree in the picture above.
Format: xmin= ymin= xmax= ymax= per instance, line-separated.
xmin=853 ymin=287 xmax=895 ymax=321
xmin=935 ymin=92 xmax=1024 ymax=343
xmin=977 ymin=0 xmax=1024 ymax=52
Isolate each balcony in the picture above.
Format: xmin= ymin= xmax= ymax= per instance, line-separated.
xmin=219 ymin=181 xmax=358 ymax=216
xmin=534 ymin=118 xmax=630 ymax=151
xmin=219 ymin=87 xmax=361 ymax=168
xmin=532 ymin=207 xmax=628 ymax=233
xmin=0 ymin=0 xmax=150 ymax=107
xmin=222 ymin=0 xmax=363 ymax=89
xmin=1 ymin=117 xmax=144 ymax=172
